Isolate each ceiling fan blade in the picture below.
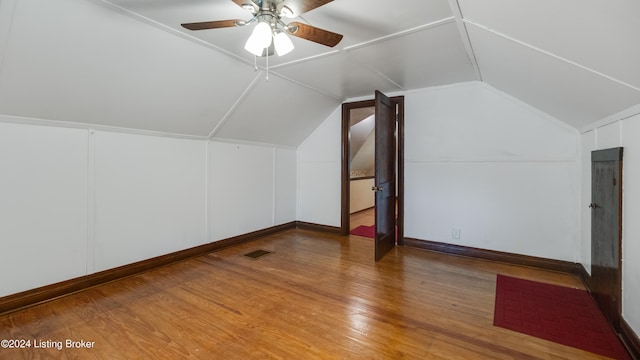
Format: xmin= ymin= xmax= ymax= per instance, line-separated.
xmin=181 ymin=19 xmax=244 ymax=31
xmin=286 ymin=21 xmax=343 ymax=47
xmin=280 ymin=0 xmax=333 ymax=17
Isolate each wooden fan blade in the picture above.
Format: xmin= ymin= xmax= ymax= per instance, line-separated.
xmin=181 ymin=19 xmax=243 ymax=31
xmin=287 ymin=21 xmax=343 ymax=47
xmin=281 ymin=0 xmax=333 ymax=17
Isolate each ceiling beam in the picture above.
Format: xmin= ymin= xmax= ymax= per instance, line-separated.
xmin=446 ymin=0 xmax=482 ymax=81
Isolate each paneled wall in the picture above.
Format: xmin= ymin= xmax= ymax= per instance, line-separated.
xmin=297 ymin=107 xmax=342 ymax=226
xmin=93 ymin=131 xmax=207 ymax=272
xmin=0 ymin=122 xmax=88 ymax=296
xmin=404 ymin=83 xmax=580 ymax=261
xmin=274 ymin=148 xmax=297 ymax=225
xmin=0 ymin=119 xmax=296 ymax=297
xmin=581 ymin=106 xmax=640 ymax=339
xmin=208 ymin=142 xmax=296 ymax=241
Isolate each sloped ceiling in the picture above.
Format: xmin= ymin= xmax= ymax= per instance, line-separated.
xmin=0 ymin=0 xmax=639 ymax=146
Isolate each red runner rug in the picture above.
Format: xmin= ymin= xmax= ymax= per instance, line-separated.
xmin=494 ymin=274 xmax=630 ymax=359
xmin=350 ymin=224 xmax=375 ymax=238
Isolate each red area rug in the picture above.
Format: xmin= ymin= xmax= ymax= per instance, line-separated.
xmin=494 ymin=274 xmax=630 ymax=359
xmin=350 ymin=225 xmax=374 ymax=238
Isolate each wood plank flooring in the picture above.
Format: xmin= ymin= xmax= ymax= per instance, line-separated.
xmin=350 ymin=206 xmax=375 ymax=230
xmin=0 ymin=229 xmax=612 ymax=359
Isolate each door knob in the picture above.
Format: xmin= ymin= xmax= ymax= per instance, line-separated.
xmin=372 ymin=186 xmax=383 ymax=192
xmin=589 ymin=203 xmax=599 ymax=208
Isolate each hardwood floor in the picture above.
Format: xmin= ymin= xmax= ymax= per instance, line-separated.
xmin=0 ymin=229 xmax=612 ymax=359
xmin=350 ymin=206 xmax=375 ymax=229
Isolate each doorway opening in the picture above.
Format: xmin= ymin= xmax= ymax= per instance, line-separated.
xmin=340 ymin=95 xmax=404 ymax=247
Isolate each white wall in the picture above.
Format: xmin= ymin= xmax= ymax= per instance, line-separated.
xmin=208 ymin=141 xmax=297 ymax=241
xmin=350 ymin=178 xmax=375 ymax=214
xmin=580 ymin=130 xmax=595 ymax=274
xmin=621 ymin=115 xmax=640 ymax=337
xmin=275 ymin=148 xmax=298 ymax=226
xmin=0 ymin=119 xmax=297 ymax=297
xmin=405 ymin=82 xmax=580 ymax=261
xmin=93 ymin=131 xmax=207 ymax=272
xmin=350 ymin=131 xmax=375 ymax=177
xmin=0 ymin=121 xmax=88 ymax=296
xmin=297 ymin=82 xmax=581 ymax=261
xmin=297 ymin=107 xmax=342 ymax=226
xmin=581 ymin=107 xmax=640 ymax=340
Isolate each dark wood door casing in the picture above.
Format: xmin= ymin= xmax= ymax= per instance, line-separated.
xmin=590 ymin=147 xmax=623 ymax=331
xmin=340 ymin=96 xmax=404 ymax=247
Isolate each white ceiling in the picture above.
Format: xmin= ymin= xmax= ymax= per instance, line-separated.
xmin=0 ymin=0 xmax=638 ymax=145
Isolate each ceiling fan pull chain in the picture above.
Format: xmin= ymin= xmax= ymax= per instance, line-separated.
xmin=266 ymin=48 xmax=269 ymax=81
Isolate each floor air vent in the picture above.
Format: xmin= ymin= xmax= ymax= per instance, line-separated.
xmin=243 ymin=249 xmax=273 ymax=260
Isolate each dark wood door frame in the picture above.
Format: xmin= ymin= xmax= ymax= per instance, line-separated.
xmin=341 ymin=96 xmax=404 ymax=246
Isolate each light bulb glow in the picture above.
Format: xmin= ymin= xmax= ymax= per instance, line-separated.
xmin=273 ymin=31 xmax=294 ymax=56
xmin=244 ymin=21 xmax=272 ymax=56
xmin=252 ymin=22 xmax=272 ymax=48
xmin=244 ymin=36 xmax=264 ymax=56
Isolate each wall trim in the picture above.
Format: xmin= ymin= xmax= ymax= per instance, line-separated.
xmin=464 ymin=19 xmax=640 ymax=94
xmin=349 ymin=206 xmax=375 ymax=216
xmin=581 ymin=265 xmax=639 ymax=359
xmin=0 ymin=222 xmax=296 ymax=315
xmin=295 ymin=221 xmax=342 ymax=234
xmin=4 ymin=222 xmax=638 ymax=358
xmin=621 ymin=318 xmax=640 ymax=360
xmin=404 ymin=238 xmax=581 ymax=274
xmin=578 ymin=263 xmax=593 ymax=293
xmin=350 ymin=176 xmax=375 ymax=181
xmin=580 ymin=104 xmax=640 ymax=134
xmin=408 ymin=238 xmax=639 ymax=358
xmin=341 ymin=96 xmax=405 ymax=245
xmin=0 ymin=114 xmax=207 ymax=141
xmin=343 ymin=17 xmax=455 ymax=53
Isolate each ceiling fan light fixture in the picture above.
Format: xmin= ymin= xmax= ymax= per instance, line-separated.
xmin=245 ymin=21 xmax=273 ymax=55
xmin=274 ymin=31 xmax=294 ymax=56
xmin=244 ymin=36 xmax=265 ymax=56
xmin=181 ymin=0 xmax=344 ymax=58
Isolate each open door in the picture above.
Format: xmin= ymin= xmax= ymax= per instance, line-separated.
xmin=373 ymin=90 xmax=396 ymax=261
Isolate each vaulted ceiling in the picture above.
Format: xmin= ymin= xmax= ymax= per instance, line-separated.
xmin=0 ymin=0 xmax=638 ymax=146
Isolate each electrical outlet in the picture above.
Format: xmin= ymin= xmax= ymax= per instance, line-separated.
xmin=452 ymin=228 xmax=461 ymax=240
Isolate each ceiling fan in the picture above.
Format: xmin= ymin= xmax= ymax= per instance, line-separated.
xmin=181 ymin=0 xmax=343 ymax=57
